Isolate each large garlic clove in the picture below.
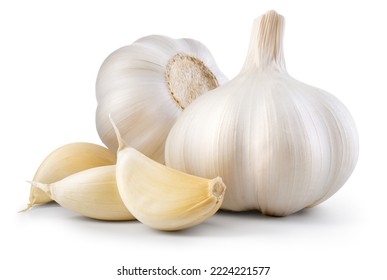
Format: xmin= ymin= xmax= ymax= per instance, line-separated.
xmin=116 ymin=147 xmax=225 ymax=231
xmin=25 ymin=142 xmax=116 ymax=210
xmin=31 ymin=165 xmax=134 ymax=221
xmin=165 ymin=10 xmax=359 ymax=216
xmin=96 ymin=35 xmax=227 ymax=163
xmin=111 ymin=119 xmax=226 ymax=231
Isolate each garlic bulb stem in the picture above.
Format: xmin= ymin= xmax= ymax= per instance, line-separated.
xmin=243 ymin=10 xmax=286 ymax=71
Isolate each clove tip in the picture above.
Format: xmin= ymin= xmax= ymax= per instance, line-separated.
xmin=211 ymin=177 xmax=226 ymax=202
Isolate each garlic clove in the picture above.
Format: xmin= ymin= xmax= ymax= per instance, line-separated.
xmin=30 ymin=165 xmax=134 ymax=221
xmin=96 ymin=35 xmax=227 ymax=163
xmin=25 ymin=142 xmax=116 ymax=210
xmin=116 ymin=147 xmax=225 ymax=231
xmin=111 ymin=119 xmax=226 ymax=230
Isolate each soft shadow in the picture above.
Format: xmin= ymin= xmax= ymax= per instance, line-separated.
xmin=158 ymin=205 xmax=350 ymax=238
xmin=21 ymin=202 xmax=353 ymax=239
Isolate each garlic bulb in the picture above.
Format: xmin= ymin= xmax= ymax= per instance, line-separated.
xmin=166 ymin=10 xmax=359 ymax=216
xmin=96 ymin=35 xmax=227 ymax=163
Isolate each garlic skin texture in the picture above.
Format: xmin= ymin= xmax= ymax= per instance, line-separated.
xmin=96 ymin=35 xmax=227 ymax=163
xmin=31 ymin=165 xmax=134 ymax=221
xmin=26 ymin=142 xmax=116 ymax=210
xmin=166 ymin=11 xmax=359 ymax=216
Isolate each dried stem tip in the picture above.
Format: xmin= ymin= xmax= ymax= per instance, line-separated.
xmin=243 ymin=10 xmax=286 ymax=70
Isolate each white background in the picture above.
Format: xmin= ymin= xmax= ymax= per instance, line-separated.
xmin=1 ymin=0 xmax=386 ymax=279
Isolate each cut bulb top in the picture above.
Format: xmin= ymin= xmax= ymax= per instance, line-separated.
xmin=166 ymin=53 xmax=220 ymax=109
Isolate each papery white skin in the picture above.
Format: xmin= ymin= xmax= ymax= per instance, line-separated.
xmin=96 ymin=35 xmax=227 ymax=163
xmin=165 ymin=11 xmax=359 ymax=216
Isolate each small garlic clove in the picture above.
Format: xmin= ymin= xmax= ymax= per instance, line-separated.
xmin=24 ymin=142 xmax=116 ymax=211
xmin=30 ymin=165 xmax=134 ymax=221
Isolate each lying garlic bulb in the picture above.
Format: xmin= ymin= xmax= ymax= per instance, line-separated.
xmin=96 ymin=35 xmax=227 ymax=163
xmin=166 ymin=10 xmax=359 ymax=216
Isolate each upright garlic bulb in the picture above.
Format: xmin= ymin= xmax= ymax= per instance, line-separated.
xmin=166 ymin=10 xmax=359 ymax=216
xmin=96 ymin=35 xmax=227 ymax=162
